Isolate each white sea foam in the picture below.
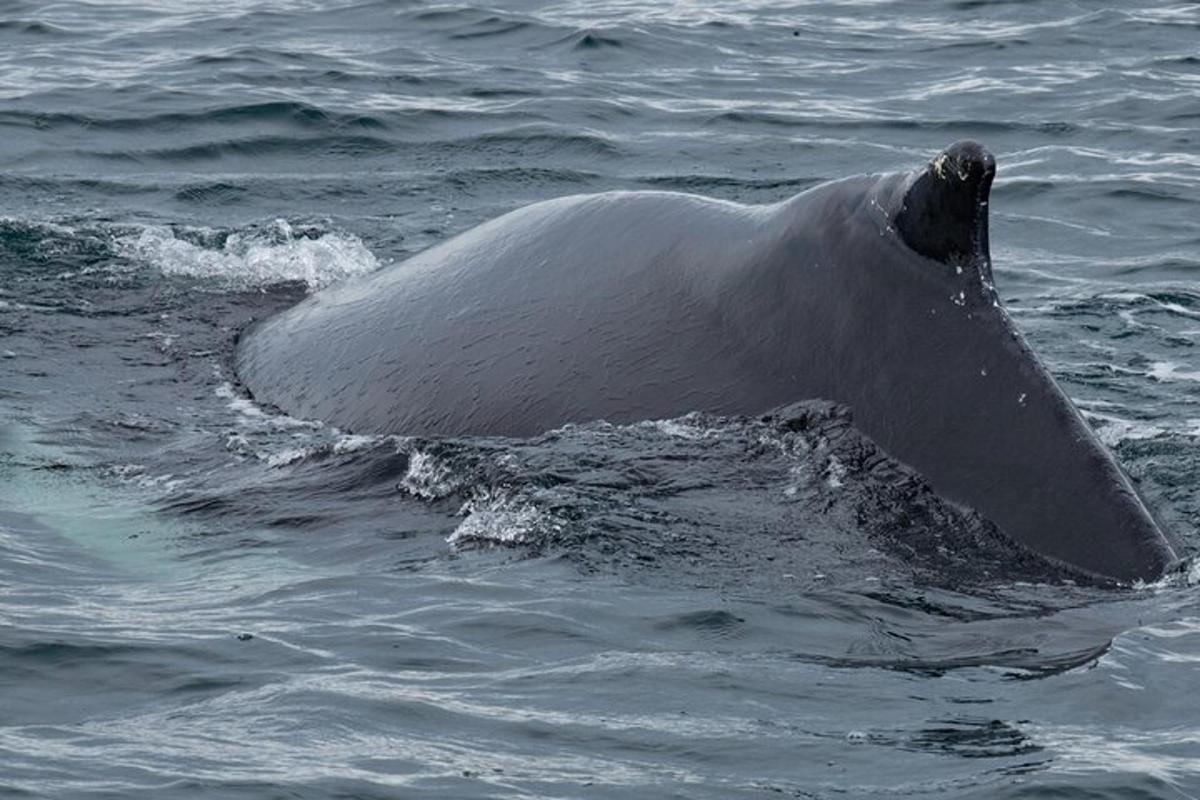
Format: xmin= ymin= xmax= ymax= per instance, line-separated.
xmin=1147 ymin=361 xmax=1200 ymax=383
xmin=119 ymin=220 xmax=380 ymax=290
xmin=648 ymin=414 xmax=726 ymax=440
xmin=332 ymin=434 xmax=385 ymax=455
xmin=448 ymin=504 xmax=549 ymax=546
xmin=215 ymin=381 xmax=266 ymax=419
xmin=105 ymin=463 xmax=185 ymax=492
xmin=265 ymin=448 xmax=309 ymax=468
xmin=448 ymin=489 xmax=563 ymax=547
xmin=1083 ymin=410 xmax=1167 ymax=447
xmin=214 ymin=382 xmax=320 ymax=430
xmin=399 ymin=450 xmax=462 ymax=500
xmin=825 ymin=454 xmax=846 ymax=489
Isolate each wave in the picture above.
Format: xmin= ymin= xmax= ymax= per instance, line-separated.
xmin=174 ymin=398 xmax=1092 ymax=592
xmin=0 ymin=100 xmax=389 ymax=134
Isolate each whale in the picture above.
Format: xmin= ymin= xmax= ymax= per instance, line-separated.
xmin=235 ymin=141 xmax=1177 ymax=584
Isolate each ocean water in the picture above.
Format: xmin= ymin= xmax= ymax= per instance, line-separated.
xmin=2 ymin=1 xmax=1199 ymax=797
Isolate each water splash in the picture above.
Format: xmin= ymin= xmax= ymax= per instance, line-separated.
xmin=118 ymin=220 xmax=379 ymax=290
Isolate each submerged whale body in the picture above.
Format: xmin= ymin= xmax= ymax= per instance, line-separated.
xmin=236 ymin=141 xmax=1177 ymax=584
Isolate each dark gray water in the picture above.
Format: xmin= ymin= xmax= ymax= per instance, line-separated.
xmin=2 ymin=1 xmax=1199 ymax=797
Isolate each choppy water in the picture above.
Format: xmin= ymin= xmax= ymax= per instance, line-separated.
xmin=2 ymin=1 xmax=1199 ymax=797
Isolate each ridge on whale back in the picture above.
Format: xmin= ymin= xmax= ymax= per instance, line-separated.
xmin=236 ymin=141 xmax=1179 ymax=584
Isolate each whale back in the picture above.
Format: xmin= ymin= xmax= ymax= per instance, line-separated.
xmin=235 ymin=142 xmax=1177 ymax=583
xmin=236 ymin=190 xmax=795 ymax=436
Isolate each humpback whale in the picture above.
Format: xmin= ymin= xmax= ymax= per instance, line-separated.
xmin=236 ymin=141 xmax=1177 ymax=583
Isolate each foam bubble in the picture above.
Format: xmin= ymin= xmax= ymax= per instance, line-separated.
xmin=215 ymin=382 xmax=320 ymax=430
xmin=449 ymin=505 xmax=549 ymax=546
xmin=1083 ymin=410 xmax=1167 ymax=447
xmin=118 ymin=219 xmax=380 ymax=290
xmin=332 ymin=434 xmax=385 ymax=455
xmin=1187 ymin=559 xmax=1200 ymax=587
xmin=265 ymin=448 xmax=310 ymax=468
xmin=215 ymin=382 xmax=266 ymax=419
xmin=648 ymin=415 xmax=724 ymax=440
xmin=825 ymin=454 xmax=846 ymax=489
xmin=448 ymin=489 xmax=564 ymax=547
xmin=1148 ymin=361 xmax=1200 ymax=383
xmin=400 ymin=450 xmax=463 ymax=500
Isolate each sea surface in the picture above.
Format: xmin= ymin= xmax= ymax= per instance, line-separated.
xmin=2 ymin=1 xmax=1199 ymax=797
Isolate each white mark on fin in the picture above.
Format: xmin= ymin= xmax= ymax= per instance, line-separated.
xmin=932 ymin=154 xmax=948 ymax=180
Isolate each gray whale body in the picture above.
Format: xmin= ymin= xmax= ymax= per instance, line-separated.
xmin=236 ymin=141 xmax=1177 ymax=583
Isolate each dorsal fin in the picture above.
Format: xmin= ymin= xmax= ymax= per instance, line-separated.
xmin=894 ymin=140 xmax=995 ymax=265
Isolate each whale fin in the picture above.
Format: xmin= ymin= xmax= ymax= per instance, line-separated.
xmin=895 ymin=140 xmax=995 ymax=267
